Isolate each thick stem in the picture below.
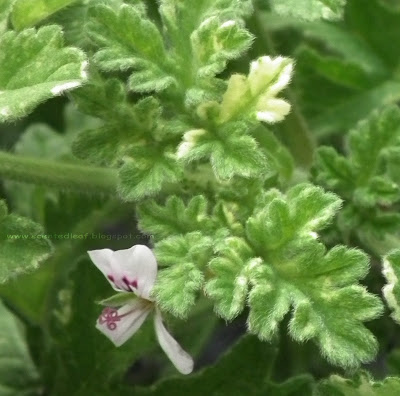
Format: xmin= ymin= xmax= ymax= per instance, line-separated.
xmin=0 ymin=151 xmax=118 ymax=195
xmin=250 ymin=8 xmax=316 ymax=169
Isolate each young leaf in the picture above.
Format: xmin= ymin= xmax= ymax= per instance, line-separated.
xmin=87 ymin=4 xmax=176 ymax=92
xmin=383 ymin=249 xmax=400 ymax=325
xmin=11 ymin=0 xmax=78 ymax=30
xmin=0 ymin=25 xmax=87 ymax=123
xmin=0 ymin=200 xmax=52 ymax=283
xmin=218 ymin=56 xmax=293 ymax=124
xmin=0 ymin=301 xmax=40 ymax=396
xmin=270 ymin=0 xmax=346 ymax=21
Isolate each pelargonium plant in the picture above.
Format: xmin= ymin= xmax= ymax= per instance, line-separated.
xmin=1 ymin=0 xmax=400 ymax=395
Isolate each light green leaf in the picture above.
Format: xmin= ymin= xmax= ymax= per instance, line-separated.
xmin=238 ymin=185 xmax=382 ymax=368
xmin=137 ymin=195 xmax=213 ymax=240
xmin=316 ymin=371 xmax=400 ymax=396
xmin=0 ymin=200 xmax=52 ymax=283
xmin=87 ymin=4 xmax=176 ymax=92
xmin=0 ymin=25 xmax=87 ymax=123
xmin=270 ymin=0 xmax=346 ymax=21
xmin=0 ymin=300 xmax=40 ymax=396
xmin=11 ymin=0 xmax=78 ymax=30
xmin=383 ymin=249 xmax=400 ymax=325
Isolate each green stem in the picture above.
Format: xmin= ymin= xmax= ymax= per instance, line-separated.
xmin=0 ymin=151 xmax=118 ymax=195
xmin=250 ymin=7 xmax=316 ymax=169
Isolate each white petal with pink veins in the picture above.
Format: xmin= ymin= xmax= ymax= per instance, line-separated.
xmin=154 ymin=310 xmax=194 ymax=375
xmin=87 ymin=248 xmax=121 ymax=292
xmin=112 ymin=245 xmax=158 ymax=299
xmin=96 ymin=300 xmax=151 ymax=347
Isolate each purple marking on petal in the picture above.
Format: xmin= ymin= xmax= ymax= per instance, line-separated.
xmin=122 ymin=276 xmax=132 ymax=292
xmin=131 ymin=279 xmax=138 ymax=289
xmin=107 ymin=274 xmax=115 ymax=282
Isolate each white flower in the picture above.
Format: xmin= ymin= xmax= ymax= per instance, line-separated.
xmin=88 ymin=244 xmax=194 ymax=375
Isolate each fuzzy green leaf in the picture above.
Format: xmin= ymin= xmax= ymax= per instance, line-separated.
xmin=178 ymin=123 xmax=269 ymax=180
xmin=316 ymin=371 xmax=400 ymax=396
xmin=0 ymin=200 xmax=52 ymax=283
xmin=153 ymin=262 xmax=204 ymax=318
xmin=155 ymin=232 xmax=213 ymax=268
xmin=0 ymin=25 xmax=87 ymax=123
xmin=0 ymin=301 xmax=40 ymax=395
xmin=203 ymin=184 xmax=384 ymax=368
xmin=246 ymin=184 xmax=342 ymax=252
xmin=383 ymin=249 xmax=400 ymax=325
xmin=87 ymin=4 xmax=176 ymax=92
xmin=118 ymin=151 xmax=183 ymax=201
xmin=137 ymin=195 xmax=213 ymax=240
xmin=270 ymin=0 xmax=346 ymax=21
xmin=11 ymin=0 xmax=78 ymax=30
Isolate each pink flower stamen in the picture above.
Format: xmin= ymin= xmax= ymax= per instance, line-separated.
xmin=99 ymin=307 xmax=127 ymax=331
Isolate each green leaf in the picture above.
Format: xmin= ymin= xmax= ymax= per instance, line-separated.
xmin=0 ymin=300 xmax=40 ymax=396
xmin=0 ymin=200 xmax=52 ymax=283
xmin=270 ymin=0 xmax=346 ymax=21
xmin=134 ymin=335 xmax=278 ymax=396
xmin=212 ymin=184 xmax=384 ymax=368
xmin=178 ymin=123 xmax=269 ymax=180
xmin=87 ymin=4 xmax=176 ymax=92
xmin=118 ymin=151 xmax=183 ymax=201
xmin=153 ymin=262 xmax=204 ymax=318
xmin=11 ymin=0 xmax=78 ymax=30
xmin=137 ymin=195 xmax=213 ymax=240
xmin=0 ymin=25 xmax=87 ymax=123
xmin=246 ymin=184 xmax=342 ymax=252
xmin=316 ymin=371 xmax=400 ymax=396
xmin=383 ymin=249 xmax=400 ymax=325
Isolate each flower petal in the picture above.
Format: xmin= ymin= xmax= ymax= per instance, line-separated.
xmin=96 ymin=300 xmax=151 ymax=347
xmin=88 ymin=248 xmax=121 ymax=292
xmin=112 ymin=245 xmax=158 ymax=299
xmin=154 ymin=310 xmax=194 ymax=375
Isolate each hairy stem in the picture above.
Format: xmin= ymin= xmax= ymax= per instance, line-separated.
xmin=250 ymin=7 xmax=316 ymax=169
xmin=0 ymin=151 xmax=118 ymax=195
